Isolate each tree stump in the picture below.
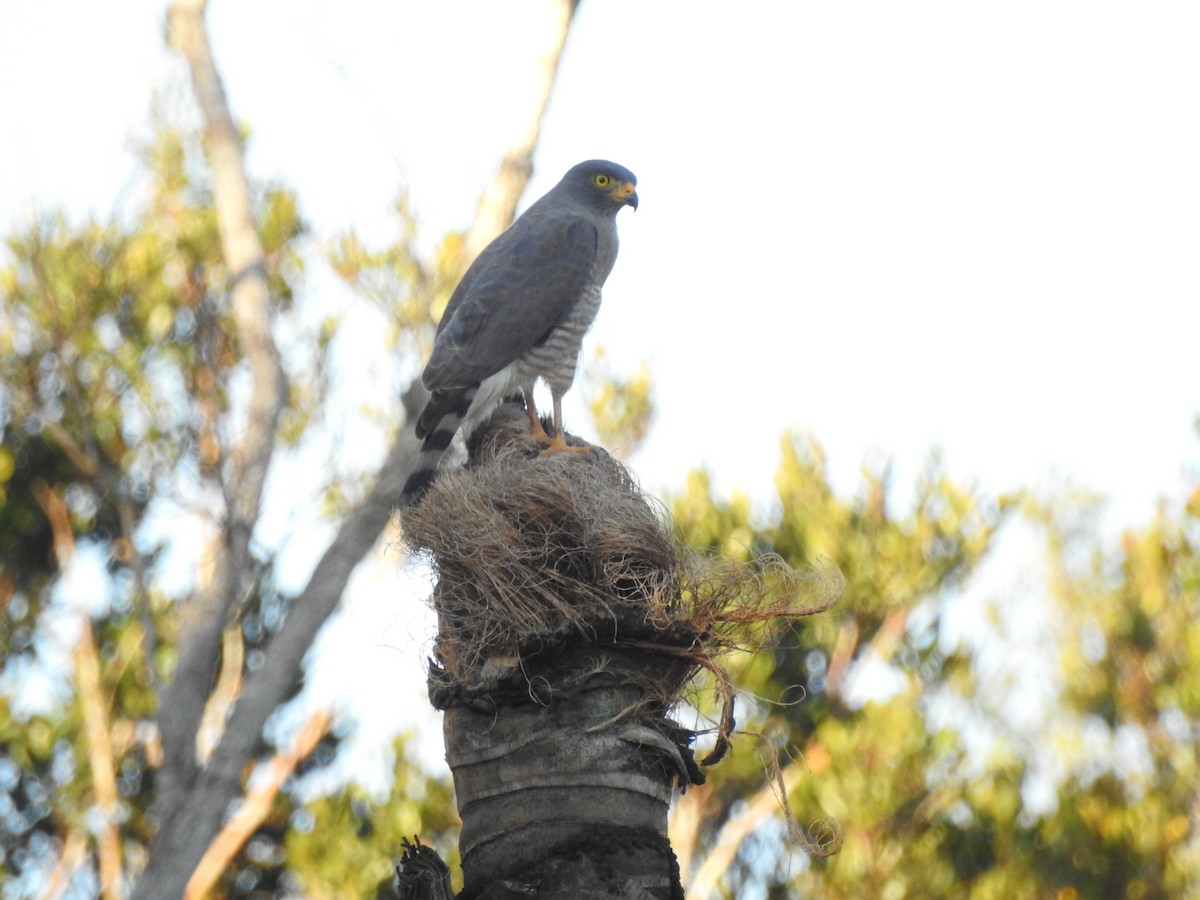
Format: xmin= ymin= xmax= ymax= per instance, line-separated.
xmin=401 ymin=403 xmax=844 ymax=897
xmin=402 ymin=404 xmax=704 ymax=899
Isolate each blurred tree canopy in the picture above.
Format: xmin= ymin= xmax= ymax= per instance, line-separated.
xmin=2 ymin=3 xmax=1199 ymax=898
xmin=0 ymin=122 xmax=458 ymax=896
xmin=1 ymin=0 xmax=586 ymax=895
xmin=666 ymin=442 xmax=1200 ymax=899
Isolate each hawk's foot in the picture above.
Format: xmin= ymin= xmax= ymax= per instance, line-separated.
xmin=539 ymin=433 xmax=590 ymax=456
xmin=526 ymin=418 xmax=553 ymax=446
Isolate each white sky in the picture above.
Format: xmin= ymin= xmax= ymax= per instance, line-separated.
xmin=4 ymin=0 xmax=1197 ymax=523
xmin=6 ymin=0 xmax=1200 ymax=518
xmin=3 ymin=0 xmax=1199 ymax=793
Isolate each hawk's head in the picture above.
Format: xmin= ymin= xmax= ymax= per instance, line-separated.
xmin=561 ymin=159 xmax=638 ymax=214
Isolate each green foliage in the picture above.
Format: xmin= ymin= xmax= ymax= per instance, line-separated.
xmin=0 ymin=126 xmax=251 ymax=882
xmin=0 ymin=126 xmax=288 ymax=591
xmin=0 ymin=126 xmax=459 ymax=894
xmin=327 ymin=194 xmax=464 ymax=357
xmin=790 ymin=699 xmax=982 ymax=899
xmin=1028 ymin=490 xmax=1200 ymax=898
xmin=671 ymin=437 xmax=1007 ymax=896
xmin=4 ymin=100 xmax=1198 ymax=900
xmin=284 ymin=740 xmax=460 ymax=898
xmin=671 ymin=434 xmax=1200 ymax=898
xmin=584 ymin=347 xmax=655 ymax=458
xmin=674 ymin=435 xmax=1002 ymax=727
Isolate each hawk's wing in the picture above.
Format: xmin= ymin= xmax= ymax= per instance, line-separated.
xmin=422 ymin=206 xmax=600 ymax=392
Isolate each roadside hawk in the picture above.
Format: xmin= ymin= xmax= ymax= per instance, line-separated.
xmin=400 ymin=159 xmax=639 ymax=506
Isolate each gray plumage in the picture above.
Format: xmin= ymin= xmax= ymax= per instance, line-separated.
xmin=400 ymin=159 xmax=638 ymax=506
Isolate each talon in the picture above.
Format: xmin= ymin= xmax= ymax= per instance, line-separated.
xmin=528 ymin=419 xmax=553 ymax=446
xmin=524 ymin=395 xmax=553 ymax=445
xmin=537 ymin=394 xmax=586 ymax=454
xmin=540 ymin=433 xmax=589 ymax=456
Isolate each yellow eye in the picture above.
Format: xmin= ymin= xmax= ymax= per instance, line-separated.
xmin=593 ymin=173 xmax=610 ymax=187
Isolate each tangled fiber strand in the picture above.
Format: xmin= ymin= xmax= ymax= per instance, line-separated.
xmin=403 ymin=405 xmax=692 ymax=684
xmin=401 ymin=402 xmax=844 ymax=744
xmin=682 ymin=552 xmax=846 ymax=650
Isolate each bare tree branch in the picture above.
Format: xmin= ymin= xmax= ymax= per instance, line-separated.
xmin=34 ymin=485 xmax=122 ymax=900
xmin=73 ymin=618 xmax=125 ymax=899
xmin=686 ymin=762 xmax=807 ymax=898
xmin=464 ymin=0 xmax=579 ymax=259
xmin=169 ymin=0 xmax=283 ymax=514
xmin=667 ymin=781 xmax=712 ymax=879
xmin=155 ymin=0 xmax=287 ymax=826
xmin=133 ymin=2 xmax=582 ymax=894
xmin=196 ymin=624 xmax=245 ymax=763
xmin=184 ymin=709 xmax=332 ymax=900
xmin=131 ymin=428 xmax=424 ymax=896
xmin=38 ymin=831 xmax=88 ymax=900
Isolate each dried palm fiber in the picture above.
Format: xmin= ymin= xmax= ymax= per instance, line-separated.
xmin=402 ymin=402 xmax=843 ymax=718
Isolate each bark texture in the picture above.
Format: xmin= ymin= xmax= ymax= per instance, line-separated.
xmin=444 ymin=680 xmax=685 ymax=899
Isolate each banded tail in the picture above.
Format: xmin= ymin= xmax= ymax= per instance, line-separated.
xmin=399 ymin=385 xmax=479 ymax=508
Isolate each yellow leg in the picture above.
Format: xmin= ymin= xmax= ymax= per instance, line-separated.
xmin=539 ymin=393 xmax=589 ymax=455
xmin=524 ymin=392 xmax=552 ymax=445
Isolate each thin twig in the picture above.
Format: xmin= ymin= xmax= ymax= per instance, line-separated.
xmin=33 ymin=484 xmax=123 ymax=900
xmin=196 ymin=624 xmax=245 ymax=763
xmin=687 ymin=744 xmax=841 ymax=898
xmin=116 ymin=495 xmax=157 ymax=690
xmin=464 ymin=0 xmax=579 ymax=259
xmin=38 ymin=831 xmax=88 ymax=900
xmin=184 ymin=708 xmax=333 ymax=899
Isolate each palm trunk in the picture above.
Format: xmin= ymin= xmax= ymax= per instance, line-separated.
xmin=444 ymin=670 xmax=686 ymax=897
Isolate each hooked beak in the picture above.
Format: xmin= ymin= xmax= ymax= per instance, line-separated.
xmin=616 ymin=181 xmax=638 ymax=210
